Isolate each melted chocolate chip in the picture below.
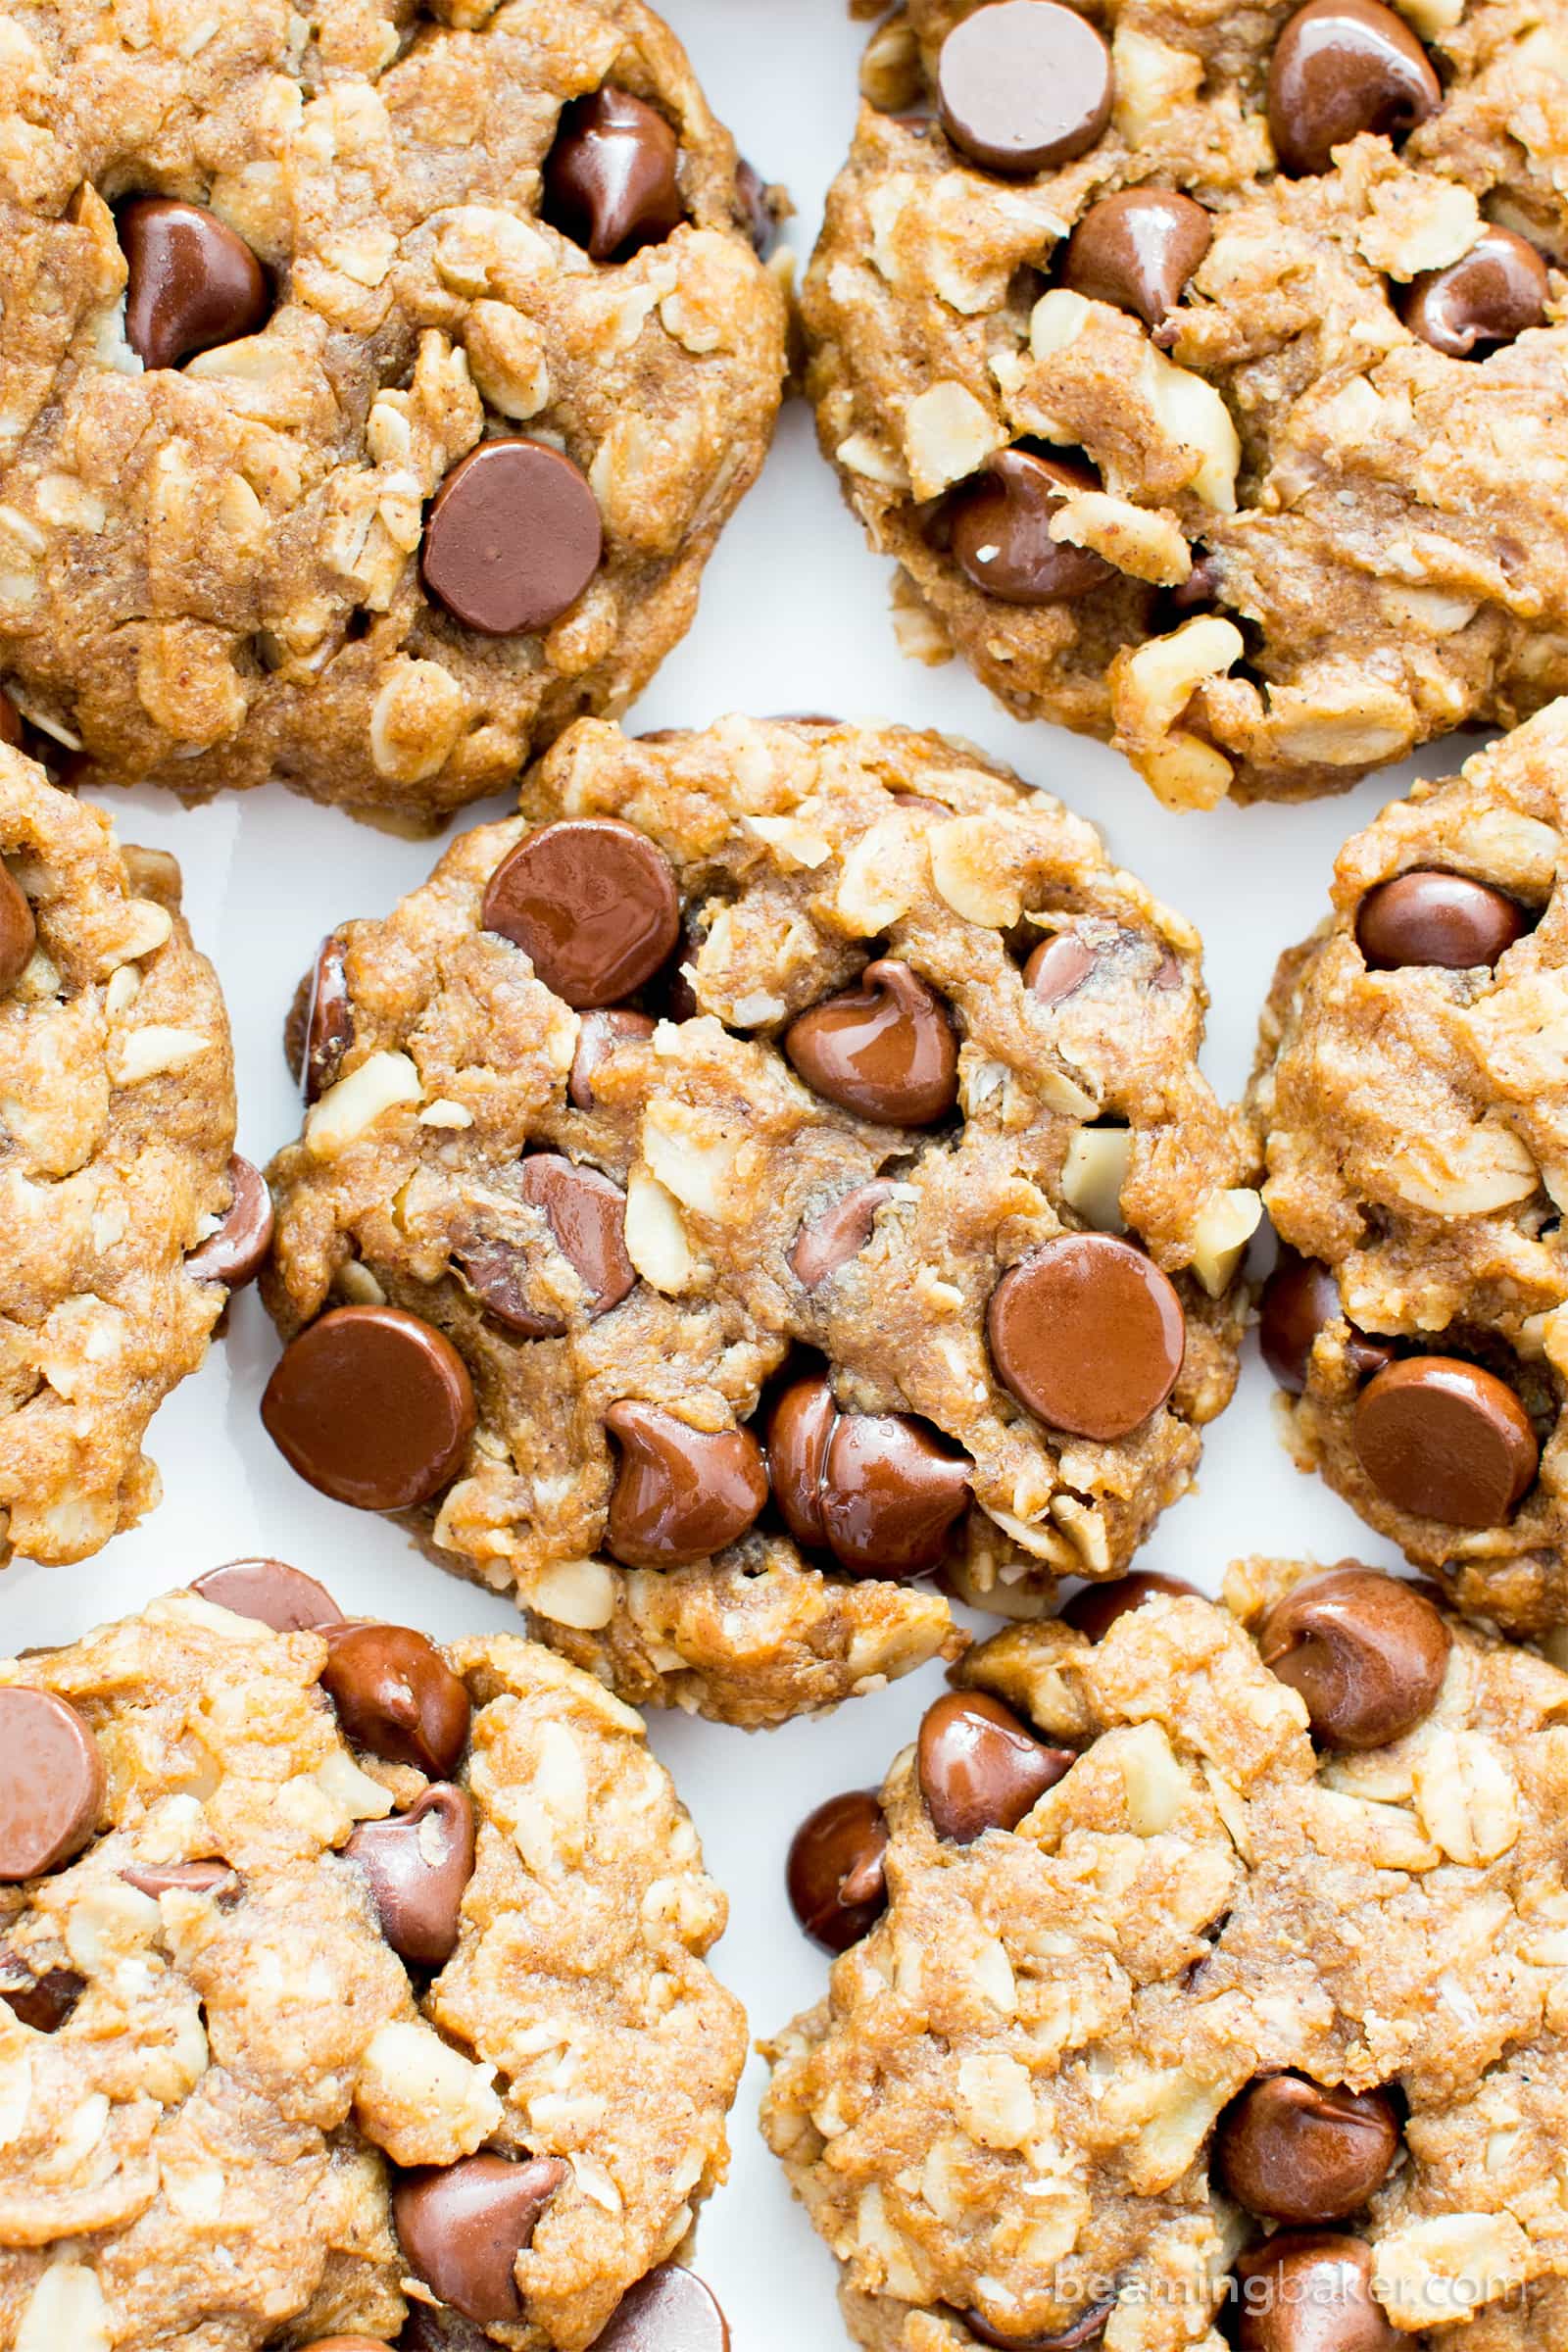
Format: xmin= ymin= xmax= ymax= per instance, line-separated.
xmin=483 ymin=819 xmax=680 ymax=1009
xmin=1256 ymin=1567 xmax=1450 ymax=1748
xmin=948 ymin=449 xmax=1114 ymax=604
xmin=786 ymin=1789 xmax=890 ymax=1952
xmin=542 ymin=87 xmax=684 ymax=263
xmin=119 ymin=196 xmax=270 ymax=369
xmin=917 ymin=1690 xmax=1074 ymax=1843
xmin=604 ymin=1401 xmax=768 ymax=1568
xmin=1267 ymin=0 xmax=1440 ymax=177
xmin=784 ymin=959 xmax=958 ymax=1126
xmin=988 ymin=1234 xmax=1186 ymax=1442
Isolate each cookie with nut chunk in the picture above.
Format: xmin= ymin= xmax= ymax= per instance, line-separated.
xmin=259 ymin=715 xmax=1256 ymax=1729
xmin=1252 ymin=700 xmax=1568 ymax=1634
xmin=0 ymin=1570 xmax=743 ymax=2350
xmin=0 ymin=0 xmax=785 ymax=818
xmin=763 ymin=1561 xmax=1568 ymax=2352
xmin=808 ymin=0 xmax=1568 ymax=808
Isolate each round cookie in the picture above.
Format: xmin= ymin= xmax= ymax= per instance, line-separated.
xmin=806 ymin=0 xmax=1568 ymax=808
xmin=260 ymin=715 xmax=1257 ymax=1728
xmin=1251 ymin=700 xmax=1568 ymax=1633
xmin=0 ymin=1574 xmax=743 ymax=2350
xmin=0 ymin=0 xmax=785 ymax=819
xmin=0 ymin=737 xmax=244 ymax=1565
xmin=762 ymin=1562 xmax=1568 ymax=2352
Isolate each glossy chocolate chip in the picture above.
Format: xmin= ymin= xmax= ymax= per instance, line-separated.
xmin=1258 ymin=1251 xmax=1395 ymax=1395
xmin=1024 ymin=930 xmax=1099 ymax=1004
xmin=1354 ymin=869 xmax=1527 ymax=969
xmin=1235 ymin=2231 xmax=1400 ymax=2352
xmin=1217 ymin=2076 xmax=1400 ymax=2224
xmin=937 ymin=0 xmax=1113 ymax=175
xmin=119 ymin=1859 xmax=238 ymax=1899
xmin=191 ymin=1557 xmax=345 ymax=1632
xmin=594 ymin=2267 xmax=730 ymax=2352
xmin=1060 ymin=1570 xmax=1200 ymax=1640
xmin=262 ymin=1305 xmax=476 ymax=1511
xmin=0 ymin=862 xmax=35 ymax=993
xmin=392 ymin=2152 xmax=570 ymax=2324
xmin=119 ymin=196 xmax=269 ymax=370
xmin=1402 ymin=225 xmax=1547 ymax=357
xmin=457 ymin=1154 xmax=634 ymax=1338
xmin=605 ymin=1400 xmax=768 ymax=1568
xmin=483 ymin=818 xmax=680 ymax=1010
xmin=0 ymin=1690 xmax=105 ymax=1881
xmin=0 ymin=1948 xmax=84 ymax=2032
xmin=786 ymin=1789 xmax=890 ymax=1952
xmin=346 ymin=1783 xmax=476 ymax=1969
xmin=735 ymin=159 xmax=777 ymax=258
xmin=185 ymin=1153 xmax=273 ymax=1287
xmin=1256 ymin=1567 xmax=1450 ymax=1749
xmin=320 ymin=1624 xmax=471 ymax=1777
xmin=958 ymin=2305 xmax=1113 ymax=2352
xmin=784 ymin=959 xmax=958 ymax=1126
xmin=768 ymin=1372 xmax=971 ymax=1579
xmin=917 ymin=1690 xmax=1074 ymax=1843
xmin=421 ymin=439 xmax=602 ymax=637
xmin=988 ymin=1233 xmax=1186 ymax=1442
xmin=301 ymin=936 xmax=354 ymax=1104
xmin=542 ymin=86 xmax=684 ymax=263
xmin=1060 ymin=189 xmax=1211 ymax=334
xmin=949 ymin=449 xmax=1114 ymax=604
xmin=568 ymin=1007 xmax=656 ymax=1108
xmin=1267 ymin=0 xmax=1440 ymax=177
xmin=1353 ymin=1355 xmax=1538 ymax=1527
xmin=791 ymin=1179 xmax=900 ymax=1291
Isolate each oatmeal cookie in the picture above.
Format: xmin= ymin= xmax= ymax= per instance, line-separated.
xmin=0 ymin=0 xmax=785 ymax=819
xmin=806 ymin=0 xmax=1568 ymax=808
xmin=0 ymin=736 xmax=246 ymax=1566
xmin=258 ymin=715 xmax=1257 ymax=1728
xmin=1251 ymin=700 xmax=1568 ymax=1634
xmin=762 ymin=1562 xmax=1568 ymax=2352
xmin=0 ymin=1564 xmax=744 ymax=2351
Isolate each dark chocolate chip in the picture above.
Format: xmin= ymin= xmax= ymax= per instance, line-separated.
xmin=262 ymin=1306 xmax=476 ymax=1511
xmin=988 ymin=1233 xmax=1186 ymax=1442
xmin=542 ymin=87 xmax=684 ymax=263
xmin=482 ymin=819 xmax=680 ymax=1009
xmin=119 ymin=196 xmax=270 ymax=369
xmin=917 ymin=1690 xmax=1074 ymax=1843
xmin=1256 ymin=1566 xmax=1451 ymax=1748
xmin=786 ymin=1789 xmax=890 ymax=1952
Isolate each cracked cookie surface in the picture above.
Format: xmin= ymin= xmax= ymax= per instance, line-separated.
xmin=260 ymin=715 xmax=1256 ymax=1728
xmin=0 ymin=0 xmax=785 ymax=817
xmin=807 ymin=0 xmax=1568 ymax=808
xmin=761 ymin=1563 xmax=1568 ymax=2352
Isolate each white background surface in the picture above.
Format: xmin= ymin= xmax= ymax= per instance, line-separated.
xmin=2 ymin=3 xmax=1479 ymax=2341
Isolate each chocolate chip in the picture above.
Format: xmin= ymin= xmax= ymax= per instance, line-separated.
xmin=958 ymin=2304 xmax=1113 ymax=2351
xmin=937 ymin=0 xmax=1113 ymax=175
xmin=568 ymin=1007 xmax=656 ymax=1108
xmin=790 ymin=1179 xmax=901 ymax=1291
xmin=988 ymin=1233 xmax=1186 ymax=1442
xmin=767 ymin=1372 xmax=971 ymax=1579
xmin=421 ymin=438 xmax=602 ymax=637
xmin=593 ymin=2268 xmax=730 ymax=2352
xmin=786 ymin=1789 xmax=890 ymax=1952
xmin=1257 ymin=1567 xmax=1451 ymax=1748
xmin=1353 ymin=1355 xmax=1538 ymax=1527
xmin=784 ymin=959 xmax=958 ymax=1127
xmin=392 ymin=2152 xmax=570 ymax=2324
xmin=1235 ymin=2231 xmax=1400 ymax=2352
xmin=1257 ymin=1251 xmax=1395 ymax=1395
xmin=300 ymin=936 xmax=354 ymax=1103
xmin=542 ymin=87 xmax=684 ymax=263
xmin=119 ymin=1859 xmax=238 ymax=1899
xmin=1354 ymin=869 xmax=1527 ymax=968
xmin=1217 ymin=2076 xmax=1401 ymax=2224
xmin=1059 ymin=189 xmax=1211 ymax=336
xmin=948 ymin=449 xmax=1115 ymax=604
xmin=1402 ymin=224 xmax=1547 ymax=357
xmin=482 ymin=818 xmax=680 ymax=1009
xmin=1060 ymin=1570 xmax=1200 ymax=1640
xmin=0 ymin=1690 xmax=105 ymax=1881
xmin=345 ymin=1783 xmax=475 ymax=1969
xmin=735 ymin=159 xmax=778 ymax=258
xmin=456 ymin=1154 xmax=634 ymax=1337
xmin=320 ymin=1624 xmax=471 ymax=1777
xmin=261 ymin=1305 xmax=476 ymax=1511
xmin=191 ymin=1558 xmax=345 ymax=1631
xmin=185 ymin=1154 xmax=273 ymax=1287
xmin=0 ymin=862 xmax=35 ymax=993
xmin=118 ymin=196 xmax=270 ymax=370
xmin=397 ymin=2313 xmax=494 ymax=2352
xmin=604 ymin=1400 xmax=768 ymax=1568
xmin=918 ymin=1690 xmax=1074 ymax=1843
xmin=1267 ymin=0 xmax=1440 ymax=177
xmin=0 ymin=1948 xmax=84 ymax=2032
xmin=1024 ymin=930 xmax=1098 ymax=1004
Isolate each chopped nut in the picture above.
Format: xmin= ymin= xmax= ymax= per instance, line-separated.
xmin=306 ymin=1050 xmax=421 ymax=1154
xmin=1188 ymin=1187 xmax=1262 ymax=1296
xmin=624 ymin=1166 xmax=692 ymax=1293
xmin=1061 ymin=1125 xmax=1131 ymax=1233
xmin=901 ymin=382 xmax=1006 ymax=502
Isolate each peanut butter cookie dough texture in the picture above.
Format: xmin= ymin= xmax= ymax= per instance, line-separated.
xmin=765 ymin=1564 xmax=1568 ymax=2352
xmin=808 ymin=0 xmax=1568 ymax=807
xmin=259 ymin=715 xmax=1258 ymax=1729
xmin=0 ymin=0 xmax=785 ymax=817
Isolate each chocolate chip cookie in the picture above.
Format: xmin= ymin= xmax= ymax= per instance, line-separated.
xmin=0 ymin=736 xmax=247 ymax=1565
xmin=763 ymin=1563 xmax=1568 ymax=2352
xmin=0 ymin=0 xmax=785 ymax=819
xmin=807 ymin=0 xmax=1568 ymax=808
xmin=1251 ymin=701 xmax=1568 ymax=1634
xmin=259 ymin=715 xmax=1257 ymax=1728
xmin=0 ymin=1567 xmax=743 ymax=2350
